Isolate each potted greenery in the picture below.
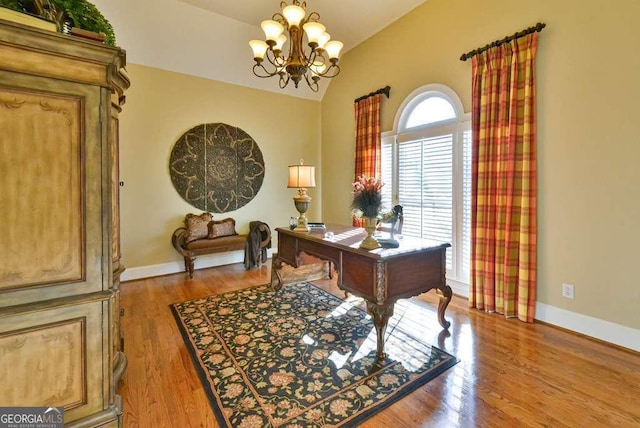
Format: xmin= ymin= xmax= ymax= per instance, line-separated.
xmin=0 ymin=0 xmax=115 ymax=46
xmin=49 ymin=0 xmax=115 ymax=45
xmin=0 ymin=0 xmax=22 ymax=11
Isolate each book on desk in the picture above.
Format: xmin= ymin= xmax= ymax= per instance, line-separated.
xmin=307 ymin=222 xmax=326 ymax=231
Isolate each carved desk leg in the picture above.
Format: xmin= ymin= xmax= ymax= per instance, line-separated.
xmin=436 ymin=284 xmax=453 ymax=330
xmin=270 ymin=255 xmax=285 ymax=291
xmin=366 ymin=301 xmax=395 ymax=361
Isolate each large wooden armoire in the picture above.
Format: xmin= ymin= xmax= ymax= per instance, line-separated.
xmin=0 ymin=19 xmax=129 ymax=427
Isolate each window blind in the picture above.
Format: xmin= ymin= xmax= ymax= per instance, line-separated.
xmin=398 ymin=134 xmax=453 ymax=269
xmin=381 ymin=138 xmax=393 ymax=211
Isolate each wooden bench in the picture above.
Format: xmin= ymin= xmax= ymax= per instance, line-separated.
xmin=171 ymin=216 xmax=270 ymax=278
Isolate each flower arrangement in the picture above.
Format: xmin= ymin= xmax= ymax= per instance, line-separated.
xmin=351 ymin=175 xmax=383 ymax=218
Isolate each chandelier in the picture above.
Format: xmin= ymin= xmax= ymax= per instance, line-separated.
xmin=249 ymin=1 xmax=344 ymax=92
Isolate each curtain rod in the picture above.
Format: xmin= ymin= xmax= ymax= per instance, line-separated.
xmin=459 ymin=22 xmax=546 ymax=61
xmin=354 ymin=85 xmax=391 ymax=103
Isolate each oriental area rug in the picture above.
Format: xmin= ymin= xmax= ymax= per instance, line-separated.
xmin=170 ymin=282 xmax=458 ymax=427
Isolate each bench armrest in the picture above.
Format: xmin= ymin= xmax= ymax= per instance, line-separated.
xmin=171 ymin=227 xmax=191 ymax=257
xmin=256 ymin=222 xmax=271 ymax=249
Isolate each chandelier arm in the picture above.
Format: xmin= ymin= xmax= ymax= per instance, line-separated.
xmin=303 ymin=73 xmax=319 ymax=92
xmin=316 ymin=64 xmax=340 ymax=78
xmin=279 ymin=72 xmax=290 ymax=89
xmin=303 ymin=46 xmax=318 ymax=68
xmin=253 ymin=63 xmax=280 ymax=78
xmin=273 ymin=54 xmax=286 ymax=67
xmin=306 ymin=11 xmax=320 ymax=23
xmin=264 ymin=49 xmax=284 ymax=68
xmin=253 ymin=49 xmax=284 ymax=77
xmin=272 ymin=12 xmax=286 ymax=25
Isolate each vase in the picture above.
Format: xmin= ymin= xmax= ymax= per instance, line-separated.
xmin=360 ymin=216 xmax=381 ymax=250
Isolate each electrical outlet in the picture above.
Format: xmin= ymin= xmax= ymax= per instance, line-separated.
xmin=562 ymin=283 xmax=575 ymax=299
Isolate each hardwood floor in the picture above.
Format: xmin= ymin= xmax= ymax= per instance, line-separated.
xmin=118 ymin=262 xmax=640 ymax=427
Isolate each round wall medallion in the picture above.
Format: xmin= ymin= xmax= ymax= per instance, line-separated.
xmin=169 ymin=123 xmax=265 ymax=212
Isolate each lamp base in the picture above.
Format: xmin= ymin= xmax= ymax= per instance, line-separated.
xmin=294 ymin=215 xmax=309 ymax=232
xmin=292 ymin=194 xmax=311 ymax=232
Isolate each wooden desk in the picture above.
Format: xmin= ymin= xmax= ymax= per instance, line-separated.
xmin=271 ymin=225 xmax=452 ymax=360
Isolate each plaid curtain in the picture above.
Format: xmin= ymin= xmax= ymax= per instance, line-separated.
xmin=470 ymin=33 xmax=538 ymax=322
xmin=353 ymin=93 xmax=382 ymax=226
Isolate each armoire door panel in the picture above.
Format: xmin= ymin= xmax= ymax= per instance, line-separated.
xmin=0 ymin=318 xmax=86 ymax=409
xmin=0 ymin=299 xmax=106 ymax=422
xmin=0 ymin=77 xmax=105 ymax=301
xmin=0 ymin=87 xmax=83 ymax=290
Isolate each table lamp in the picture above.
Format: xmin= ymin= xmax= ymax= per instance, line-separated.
xmin=288 ymin=160 xmax=316 ymax=232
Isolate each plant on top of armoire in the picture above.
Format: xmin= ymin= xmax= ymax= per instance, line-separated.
xmin=49 ymin=0 xmax=116 ymax=45
xmin=0 ymin=0 xmax=116 ymax=46
xmin=0 ymin=0 xmax=21 ymax=10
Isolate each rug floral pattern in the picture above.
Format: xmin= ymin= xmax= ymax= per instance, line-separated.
xmin=170 ymin=282 xmax=457 ymax=427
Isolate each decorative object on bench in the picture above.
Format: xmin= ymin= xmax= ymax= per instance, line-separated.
xmin=244 ymin=221 xmax=271 ymax=269
xmin=208 ymin=217 xmax=237 ymax=239
xmin=169 ymin=123 xmax=265 ymax=213
xmin=172 ymin=214 xmax=270 ymax=278
xmin=183 ymin=212 xmax=212 ymax=242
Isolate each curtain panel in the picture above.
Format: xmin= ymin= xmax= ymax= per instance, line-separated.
xmin=470 ymin=32 xmax=539 ymax=322
xmin=353 ymin=93 xmax=382 ymax=226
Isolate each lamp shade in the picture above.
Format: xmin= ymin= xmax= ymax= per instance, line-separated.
xmin=274 ymin=34 xmax=287 ymax=51
xmin=249 ymin=40 xmax=269 ymax=59
xmin=317 ymin=32 xmax=331 ymax=49
xmin=261 ymin=20 xmax=284 ymax=42
xmin=303 ymin=22 xmax=326 ymax=45
xmin=324 ymin=40 xmax=344 ymax=60
xmin=282 ymin=4 xmax=305 ymax=27
xmin=288 ymin=164 xmax=316 ymax=188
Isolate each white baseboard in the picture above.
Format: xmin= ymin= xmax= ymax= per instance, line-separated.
xmin=535 ymin=302 xmax=640 ymax=353
xmin=121 ymin=260 xmax=188 ymax=281
xmin=445 ymin=279 xmax=639 ymax=353
xmin=122 ymin=257 xmax=639 ymax=353
xmin=120 ymin=248 xmax=277 ymax=282
xmin=448 ymin=278 xmax=469 ymax=298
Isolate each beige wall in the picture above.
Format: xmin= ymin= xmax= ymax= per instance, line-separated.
xmin=321 ymin=0 xmax=640 ymax=329
xmin=119 ymin=64 xmax=321 ymax=268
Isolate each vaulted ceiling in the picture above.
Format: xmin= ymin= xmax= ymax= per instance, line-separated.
xmin=93 ymin=0 xmax=426 ymax=100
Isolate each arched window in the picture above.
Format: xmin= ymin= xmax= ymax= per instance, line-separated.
xmin=381 ymin=84 xmax=471 ymax=289
xmin=404 ymin=96 xmax=456 ymax=128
